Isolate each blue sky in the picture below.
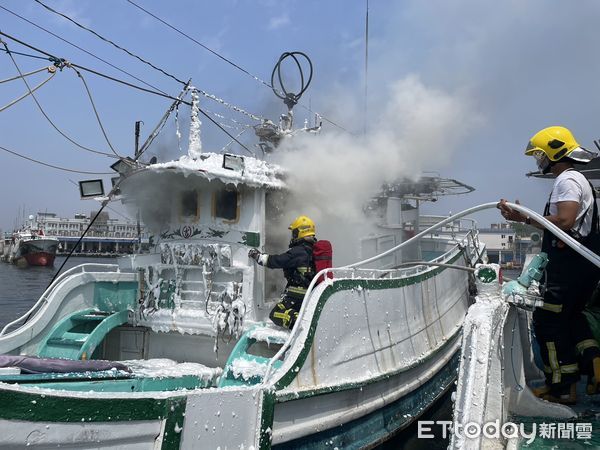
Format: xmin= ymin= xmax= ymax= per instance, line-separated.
xmin=2 ymin=0 xmax=600 ymax=231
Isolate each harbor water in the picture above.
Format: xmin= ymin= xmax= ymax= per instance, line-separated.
xmin=0 ymin=257 xmax=116 ymax=330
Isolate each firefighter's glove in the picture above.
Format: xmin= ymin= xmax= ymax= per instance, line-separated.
xmin=248 ymin=248 xmax=268 ymax=266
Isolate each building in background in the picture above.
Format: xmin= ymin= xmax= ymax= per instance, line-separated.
xmin=478 ymin=222 xmax=541 ymax=268
xmin=34 ymin=211 xmax=149 ymax=255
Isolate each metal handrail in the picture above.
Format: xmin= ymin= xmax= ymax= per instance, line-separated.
xmin=0 ymin=263 xmax=119 ymax=336
xmin=419 ymin=214 xmax=478 ymax=231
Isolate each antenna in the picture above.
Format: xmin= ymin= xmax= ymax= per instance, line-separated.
xmin=364 ymin=0 xmax=369 ymax=136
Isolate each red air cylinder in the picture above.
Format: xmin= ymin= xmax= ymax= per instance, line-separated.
xmin=313 ymin=240 xmax=333 ymax=284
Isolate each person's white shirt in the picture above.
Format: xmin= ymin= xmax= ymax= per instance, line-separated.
xmin=548 ymin=169 xmax=594 ymax=236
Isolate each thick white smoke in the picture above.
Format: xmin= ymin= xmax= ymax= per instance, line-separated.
xmin=271 ymin=75 xmax=479 ymax=264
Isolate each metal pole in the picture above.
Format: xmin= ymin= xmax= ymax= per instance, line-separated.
xmin=134 ymin=120 xmax=142 ymax=158
xmin=134 ymin=121 xmax=142 ymax=253
xmin=364 ymin=0 xmax=369 ymax=136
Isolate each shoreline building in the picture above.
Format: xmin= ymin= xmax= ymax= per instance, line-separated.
xmin=477 ymin=222 xmax=540 ymax=268
xmin=35 ymin=212 xmax=149 ymax=255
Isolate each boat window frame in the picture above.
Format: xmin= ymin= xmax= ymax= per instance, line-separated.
xmin=212 ymin=186 xmax=241 ymax=224
xmin=179 ymin=189 xmax=201 ymax=223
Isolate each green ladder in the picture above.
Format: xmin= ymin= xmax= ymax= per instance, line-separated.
xmin=38 ymin=308 xmax=129 ymax=360
xmin=218 ymin=325 xmax=288 ymax=387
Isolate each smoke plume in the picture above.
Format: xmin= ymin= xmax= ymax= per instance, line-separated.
xmin=271 ymin=75 xmax=479 ymax=264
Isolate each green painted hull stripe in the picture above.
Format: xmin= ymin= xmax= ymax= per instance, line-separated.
xmin=273 ymin=351 xmax=459 ymax=450
xmin=0 ymin=388 xmax=186 ymax=444
xmin=274 ymin=250 xmax=466 ymax=391
xmin=259 ymin=390 xmax=276 ymax=450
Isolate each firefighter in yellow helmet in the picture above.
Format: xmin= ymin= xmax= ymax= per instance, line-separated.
xmin=248 ymin=216 xmax=316 ymax=329
xmin=499 ymin=126 xmax=600 ymax=404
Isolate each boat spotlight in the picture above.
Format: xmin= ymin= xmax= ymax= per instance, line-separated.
xmin=110 ymin=157 xmax=136 ymax=175
xmin=222 ymin=153 xmax=245 ymax=174
xmin=78 ymin=179 xmax=105 ymax=199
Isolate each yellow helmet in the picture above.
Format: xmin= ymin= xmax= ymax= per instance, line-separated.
xmin=288 ymin=215 xmax=316 ymax=240
xmin=524 ymin=126 xmax=596 ymax=174
xmin=525 ymin=126 xmax=594 ymax=162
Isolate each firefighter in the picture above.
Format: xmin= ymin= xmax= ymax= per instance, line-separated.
xmin=248 ymin=215 xmax=316 ymax=329
xmin=499 ymin=126 xmax=600 ymax=404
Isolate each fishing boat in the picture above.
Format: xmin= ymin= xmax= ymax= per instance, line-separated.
xmin=0 ymin=121 xmax=488 ymax=449
xmin=1 ymin=215 xmax=59 ymax=267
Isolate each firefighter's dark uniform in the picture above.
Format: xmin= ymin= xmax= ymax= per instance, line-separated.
xmin=534 ymin=176 xmax=600 ymax=393
xmin=265 ymin=240 xmax=315 ymax=329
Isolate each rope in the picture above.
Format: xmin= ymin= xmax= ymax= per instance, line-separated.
xmin=0 ymin=4 xmax=167 ymax=94
xmin=33 ymin=0 xmax=187 ymax=86
xmin=0 ymin=144 xmax=112 ymax=174
xmin=0 ymin=37 xmax=118 ymax=158
xmin=0 ymin=65 xmax=48 ymax=84
xmin=71 ymin=67 xmax=122 ymax=157
xmin=0 ymin=69 xmax=55 ymax=113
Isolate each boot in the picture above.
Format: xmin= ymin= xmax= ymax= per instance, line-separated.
xmin=541 ymin=383 xmax=577 ymax=405
xmin=531 ymin=384 xmax=551 ymax=397
xmin=586 ymin=356 xmax=600 ymax=395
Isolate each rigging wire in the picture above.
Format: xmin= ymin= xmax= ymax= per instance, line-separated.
xmin=0 ymin=144 xmax=112 ymax=174
xmin=70 ymin=63 xmax=256 ymax=155
xmin=137 ymin=83 xmax=190 ymax=156
xmin=71 ymin=67 xmax=121 ymax=157
xmin=0 ymin=31 xmax=256 ymax=155
xmin=33 ymin=0 xmax=187 ymax=86
xmin=124 ymin=0 xmax=273 ymax=90
xmin=0 ymin=46 xmax=49 ymax=61
xmin=0 ymin=68 xmax=56 ymax=113
xmin=0 ymin=37 xmax=119 ymax=158
xmin=123 ymin=0 xmax=353 ymax=134
xmin=0 ymin=8 xmax=265 ymax=130
xmin=0 ymin=65 xmax=49 ymax=84
xmin=0 ymin=4 xmax=168 ymax=94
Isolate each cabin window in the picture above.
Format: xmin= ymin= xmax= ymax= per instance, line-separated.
xmin=180 ymin=190 xmax=200 ymax=221
xmin=213 ymin=187 xmax=240 ymax=223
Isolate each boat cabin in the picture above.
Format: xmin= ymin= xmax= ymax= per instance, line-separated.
xmin=113 ymin=153 xmax=286 ymax=359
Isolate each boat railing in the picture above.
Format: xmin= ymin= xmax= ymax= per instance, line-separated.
xmin=262 ymin=204 xmax=499 ymax=385
xmin=418 ymin=215 xmax=479 ymax=242
xmin=0 ymin=263 xmax=120 ymax=336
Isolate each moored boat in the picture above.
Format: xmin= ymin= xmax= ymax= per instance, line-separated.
xmin=2 ymin=216 xmax=59 ymax=267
